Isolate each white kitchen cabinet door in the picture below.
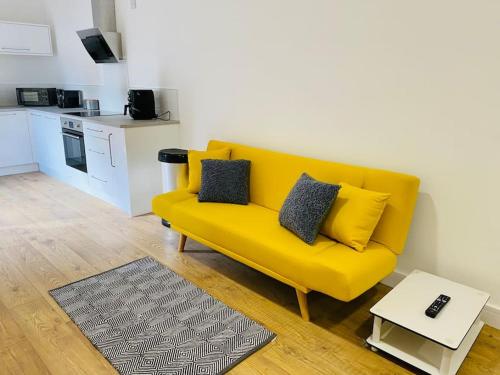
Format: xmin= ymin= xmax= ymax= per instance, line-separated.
xmin=28 ymin=112 xmax=45 ymax=165
xmin=29 ymin=112 xmax=66 ymax=178
xmin=0 ymin=21 xmax=53 ymax=56
xmin=108 ymin=128 xmax=130 ymax=212
xmin=84 ymin=122 xmax=130 ymax=212
xmin=43 ymin=114 xmax=66 ymax=174
xmin=86 ymin=133 xmax=113 ymax=199
xmin=0 ymin=111 xmax=33 ymax=168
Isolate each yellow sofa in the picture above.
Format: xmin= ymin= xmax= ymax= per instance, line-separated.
xmin=152 ymin=140 xmax=420 ymax=321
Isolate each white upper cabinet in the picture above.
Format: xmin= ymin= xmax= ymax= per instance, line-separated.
xmin=0 ymin=21 xmax=53 ymax=56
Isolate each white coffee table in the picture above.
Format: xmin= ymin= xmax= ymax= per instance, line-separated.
xmin=366 ymin=270 xmax=489 ymax=375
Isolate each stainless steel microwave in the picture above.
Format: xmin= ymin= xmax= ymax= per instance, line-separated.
xmin=16 ymin=88 xmax=57 ymax=106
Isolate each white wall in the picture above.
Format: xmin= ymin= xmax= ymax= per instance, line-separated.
xmin=42 ymin=0 xmax=102 ymax=86
xmin=116 ymin=0 xmax=500 ymax=311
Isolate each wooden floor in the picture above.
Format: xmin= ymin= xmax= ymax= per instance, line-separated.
xmin=0 ymin=172 xmax=498 ymax=375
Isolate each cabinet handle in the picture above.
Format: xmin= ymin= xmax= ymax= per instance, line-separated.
xmin=1 ymin=47 xmax=30 ymax=51
xmin=88 ymin=149 xmax=105 ymax=155
xmin=108 ymin=133 xmax=116 ymax=168
xmin=0 ymin=113 xmax=16 ymax=116
xmin=91 ymin=175 xmax=107 ymax=183
xmin=31 ymin=113 xmax=42 ymax=117
xmin=44 ymin=116 xmax=56 ymax=120
xmin=86 ymin=127 xmax=103 ymax=133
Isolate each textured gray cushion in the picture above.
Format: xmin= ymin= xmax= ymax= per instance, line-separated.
xmin=279 ymin=173 xmax=341 ymax=244
xmin=199 ymin=159 xmax=251 ymax=205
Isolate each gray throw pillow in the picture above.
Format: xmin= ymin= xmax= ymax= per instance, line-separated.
xmin=199 ymin=159 xmax=251 ymax=205
xmin=279 ymin=173 xmax=341 ymax=244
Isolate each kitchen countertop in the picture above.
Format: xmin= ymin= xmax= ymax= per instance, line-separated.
xmin=63 ymin=113 xmax=180 ymax=129
xmin=0 ymin=106 xmax=180 ymax=128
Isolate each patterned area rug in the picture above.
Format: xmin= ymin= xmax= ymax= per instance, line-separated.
xmin=49 ymin=257 xmax=275 ymax=375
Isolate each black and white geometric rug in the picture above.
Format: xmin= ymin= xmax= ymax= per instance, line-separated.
xmin=49 ymin=257 xmax=275 ymax=375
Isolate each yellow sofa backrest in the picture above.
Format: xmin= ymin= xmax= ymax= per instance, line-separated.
xmin=207 ymin=140 xmax=420 ymax=255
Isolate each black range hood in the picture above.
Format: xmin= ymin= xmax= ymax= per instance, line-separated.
xmin=77 ymin=27 xmax=122 ymax=64
xmin=76 ymin=0 xmax=123 ymax=64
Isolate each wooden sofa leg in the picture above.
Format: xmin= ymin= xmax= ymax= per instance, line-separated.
xmin=296 ymin=289 xmax=310 ymax=322
xmin=178 ymin=233 xmax=187 ymax=252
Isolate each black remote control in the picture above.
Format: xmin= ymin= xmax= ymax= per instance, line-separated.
xmin=425 ymin=294 xmax=451 ymax=318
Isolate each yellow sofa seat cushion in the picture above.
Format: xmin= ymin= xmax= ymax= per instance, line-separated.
xmin=187 ymin=148 xmax=231 ymax=193
xmin=308 ymin=240 xmax=397 ymax=300
xmin=167 ymin=197 xmax=396 ymax=301
xmin=152 ymin=189 xmax=196 ymax=219
xmin=321 ymin=182 xmax=391 ymax=252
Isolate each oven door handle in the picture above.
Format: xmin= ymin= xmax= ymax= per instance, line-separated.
xmin=62 ymin=132 xmax=81 ymax=140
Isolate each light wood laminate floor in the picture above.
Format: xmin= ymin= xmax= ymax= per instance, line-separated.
xmin=0 ymin=172 xmax=498 ymax=375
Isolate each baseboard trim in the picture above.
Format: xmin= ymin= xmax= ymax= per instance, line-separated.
xmin=382 ymin=270 xmax=500 ymax=329
xmin=381 ymin=270 xmax=407 ymax=288
xmin=0 ymin=163 xmax=38 ymax=177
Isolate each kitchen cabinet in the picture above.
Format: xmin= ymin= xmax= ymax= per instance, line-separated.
xmin=29 ymin=112 xmax=46 ymax=166
xmin=0 ymin=111 xmax=35 ymax=175
xmin=1 ymin=106 xmax=180 ymax=217
xmin=29 ymin=111 xmax=66 ymax=178
xmin=44 ymin=113 xmax=67 ymax=178
xmin=83 ymin=120 xmax=180 ymax=216
xmin=0 ymin=21 xmax=53 ymax=56
xmin=84 ymin=122 xmax=130 ymax=212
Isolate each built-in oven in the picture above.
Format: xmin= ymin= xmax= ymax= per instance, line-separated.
xmin=61 ymin=117 xmax=87 ymax=173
